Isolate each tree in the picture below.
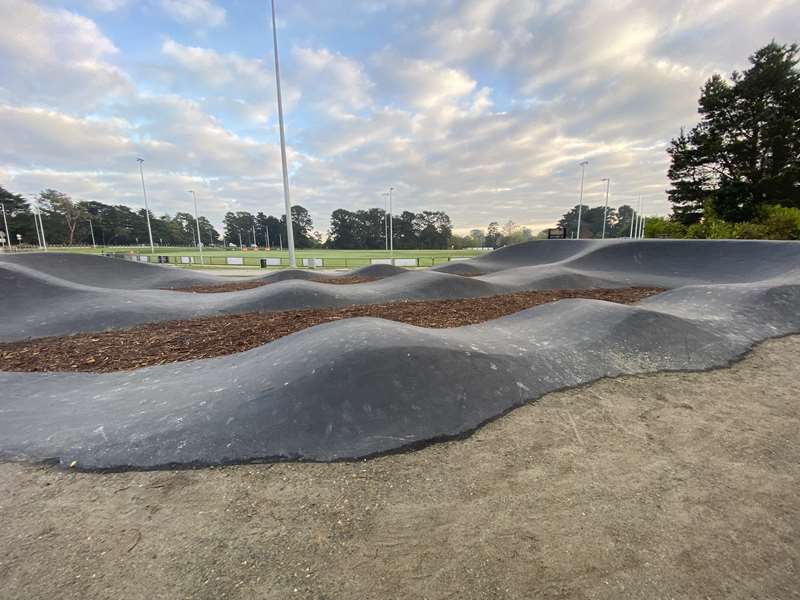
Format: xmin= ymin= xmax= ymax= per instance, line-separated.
xmin=328 ymin=209 xmax=361 ymax=249
xmin=485 ymin=222 xmax=501 ymax=247
xmin=280 ymin=205 xmax=314 ymax=248
xmin=557 ymin=204 xmax=615 ymax=238
xmin=667 ymin=42 xmax=800 ymax=223
xmin=392 ymin=211 xmax=417 ymax=249
xmin=0 ymin=186 xmax=34 ymax=245
xmin=413 ymin=211 xmax=452 ymax=249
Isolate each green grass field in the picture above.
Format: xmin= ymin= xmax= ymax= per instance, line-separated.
xmin=45 ymin=245 xmax=489 ymax=269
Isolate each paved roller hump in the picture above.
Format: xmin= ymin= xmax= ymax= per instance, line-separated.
xmin=1 ymin=239 xmax=799 ymax=470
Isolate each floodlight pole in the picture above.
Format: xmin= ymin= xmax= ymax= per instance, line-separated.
xmin=1 ymin=203 xmax=11 ymax=249
xmin=88 ymin=218 xmax=96 ymax=248
xmin=36 ymin=199 xmax=47 ymax=251
xmin=136 ymin=158 xmax=155 ymax=254
xmin=382 ymin=188 xmax=394 ymax=257
xmin=576 ymin=161 xmax=588 ymax=239
xmin=637 ymin=196 xmax=643 ymax=239
xmin=629 ymin=209 xmax=636 ymax=238
xmin=188 ymin=190 xmax=204 ymax=264
xmin=388 ymin=187 xmax=394 ymax=259
xmin=270 ymin=0 xmax=296 ymax=268
xmin=600 ymin=178 xmax=610 ymax=239
xmin=383 ymin=192 xmax=388 ymax=250
xmin=32 ymin=209 xmax=41 ymax=247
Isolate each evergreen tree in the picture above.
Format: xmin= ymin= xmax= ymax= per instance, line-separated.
xmin=667 ymin=42 xmax=800 ymax=223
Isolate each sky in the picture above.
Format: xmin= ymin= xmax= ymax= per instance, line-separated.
xmin=1 ymin=0 xmax=798 ymax=236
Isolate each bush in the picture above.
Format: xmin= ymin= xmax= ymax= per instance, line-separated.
xmin=733 ymin=222 xmax=769 ymax=239
xmin=758 ymin=205 xmax=800 ymax=239
xmin=644 ymin=217 xmax=687 ymax=238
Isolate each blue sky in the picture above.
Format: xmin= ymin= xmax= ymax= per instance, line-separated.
xmin=2 ymin=0 xmax=798 ymax=235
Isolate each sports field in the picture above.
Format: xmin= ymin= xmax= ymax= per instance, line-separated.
xmin=44 ymin=245 xmax=489 ymax=269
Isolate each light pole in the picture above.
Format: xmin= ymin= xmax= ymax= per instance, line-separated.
xmin=1 ymin=203 xmax=11 ymax=249
xmin=32 ymin=209 xmax=41 ymax=247
xmin=136 ymin=158 xmax=155 ymax=254
xmin=188 ymin=190 xmax=204 ymax=265
xmin=35 ymin=198 xmax=47 ymax=251
xmin=88 ymin=218 xmax=96 ymax=248
xmin=383 ymin=193 xmax=388 ymax=251
xmin=270 ymin=0 xmax=296 ymax=268
xmin=382 ymin=187 xmax=394 ymax=256
xmin=600 ymin=178 xmax=610 ymax=239
xmin=638 ymin=197 xmax=646 ymax=239
xmin=576 ymin=161 xmax=588 ymax=239
xmin=637 ymin=196 xmax=643 ymax=239
xmin=388 ymin=187 xmax=394 ymax=259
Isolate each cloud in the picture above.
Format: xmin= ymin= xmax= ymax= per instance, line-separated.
xmin=292 ymin=47 xmax=374 ymax=114
xmin=3 ymin=0 xmax=800 ymax=236
xmin=159 ymin=0 xmax=225 ymax=28
xmin=81 ymin=0 xmax=132 ymax=11
xmin=0 ymin=0 xmax=131 ymax=110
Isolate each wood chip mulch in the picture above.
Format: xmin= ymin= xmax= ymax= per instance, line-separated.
xmin=0 ymin=288 xmax=664 ymax=374
xmin=168 ymin=275 xmax=377 ymax=293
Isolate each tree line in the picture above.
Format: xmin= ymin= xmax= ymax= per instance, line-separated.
xmin=0 ymin=187 xmax=461 ymax=250
xmin=0 ymin=188 xmax=221 ymax=247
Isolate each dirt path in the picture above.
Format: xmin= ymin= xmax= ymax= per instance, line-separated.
xmin=1 ymin=336 xmax=798 ymax=599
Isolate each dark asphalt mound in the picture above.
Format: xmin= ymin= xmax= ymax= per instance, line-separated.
xmin=0 ymin=252 xmax=224 ymax=289
xmin=2 ymin=239 xmax=800 ymax=470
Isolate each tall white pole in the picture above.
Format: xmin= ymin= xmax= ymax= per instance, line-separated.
xmin=36 ymin=200 xmax=47 ymax=251
xmin=32 ymin=207 xmax=41 ymax=247
xmin=600 ymin=178 xmax=610 ymax=239
xmin=265 ymin=225 xmax=271 ymax=249
xmin=383 ymin=193 xmax=388 ymax=250
xmin=576 ymin=161 xmax=588 ymax=239
xmin=88 ymin=218 xmax=96 ymax=248
xmin=189 ymin=190 xmax=204 ymax=265
xmin=270 ymin=0 xmax=296 ymax=268
xmin=628 ymin=206 xmax=636 ymax=238
xmin=1 ymin=203 xmax=11 ymax=249
xmin=388 ymin=186 xmax=394 ymax=259
xmin=136 ymin=158 xmax=155 ymax=254
xmin=637 ymin=196 xmax=644 ymax=239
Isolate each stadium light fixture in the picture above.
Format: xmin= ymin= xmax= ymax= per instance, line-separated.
xmin=576 ymin=161 xmax=588 ymax=239
xmin=136 ymin=158 xmax=155 ymax=254
xmin=600 ymin=178 xmax=610 ymax=239
xmin=188 ymin=190 xmax=204 ymax=265
xmin=270 ymin=0 xmax=296 ymax=268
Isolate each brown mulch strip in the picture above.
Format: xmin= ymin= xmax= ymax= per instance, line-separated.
xmin=168 ymin=275 xmax=377 ymax=293
xmin=0 ymin=288 xmax=663 ymax=374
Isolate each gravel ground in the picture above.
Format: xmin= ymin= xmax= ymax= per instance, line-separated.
xmin=1 ymin=335 xmax=798 ymax=600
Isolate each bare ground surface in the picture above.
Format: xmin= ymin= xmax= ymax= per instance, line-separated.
xmin=0 ymin=288 xmax=662 ymax=373
xmin=1 ymin=335 xmax=798 ymax=599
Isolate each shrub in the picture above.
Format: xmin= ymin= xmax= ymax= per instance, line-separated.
xmin=758 ymin=205 xmax=800 ymax=240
